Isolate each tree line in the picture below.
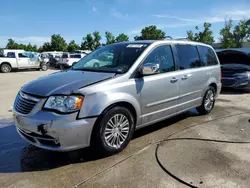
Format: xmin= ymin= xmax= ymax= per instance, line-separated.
xmin=3 ymin=19 xmax=250 ymax=52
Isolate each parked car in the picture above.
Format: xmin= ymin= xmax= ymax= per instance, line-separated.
xmin=0 ymin=49 xmax=25 ymax=57
xmin=72 ymin=50 xmax=91 ymax=54
xmin=216 ymin=48 xmax=250 ymax=91
xmin=0 ymin=52 xmax=48 ymax=73
xmin=13 ymin=40 xmax=221 ymax=154
xmin=58 ymin=53 xmax=86 ymax=68
xmin=48 ymin=54 xmax=62 ymax=68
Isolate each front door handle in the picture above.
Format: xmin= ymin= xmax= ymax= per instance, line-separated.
xmin=170 ymin=77 xmax=178 ymax=83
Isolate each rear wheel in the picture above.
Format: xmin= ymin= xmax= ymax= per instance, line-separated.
xmin=0 ymin=63 xmax=12 ymax=73
xmin=41 ymin=63 xmax=48 ymax=71
xmin=91 ymin=106 xmax=135 ymax=155
xmin=196 ymin=86 xmax=216 ymax=115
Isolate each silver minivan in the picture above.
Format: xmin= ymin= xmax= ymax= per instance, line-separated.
xmin=13 ymin=40 xmax=221 ymax=154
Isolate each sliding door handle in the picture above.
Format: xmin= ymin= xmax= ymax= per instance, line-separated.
xmin=170 ymin=77 xmax=178 ymax=83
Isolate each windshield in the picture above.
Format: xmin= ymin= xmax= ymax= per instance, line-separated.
xmin=72 ymin=43 xmax=150 ymax=73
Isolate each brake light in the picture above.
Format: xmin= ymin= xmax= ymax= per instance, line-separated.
xmin=66 ymin=58 xmax=69 ymax=62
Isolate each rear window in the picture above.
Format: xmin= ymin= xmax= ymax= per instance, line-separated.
xmin=7 ymin=52 xmax=16 ymax=58
xmin=176 ymin=45 xmax=201 ymax=70
xmin=198 ymin=46 xmax=218 ymax=66
xmin=70 ymin=54 xmax=82 ymax=58
xmin=62 ymin=54 xmax=69 ymax=58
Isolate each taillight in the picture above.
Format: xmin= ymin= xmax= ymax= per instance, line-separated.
xmin=66 ymin=58 xmax=69 ymax=62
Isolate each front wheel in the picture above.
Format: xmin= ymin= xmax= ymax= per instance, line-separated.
xmin=196 ymin=86 xmax=216 ymax=115
xmin=91 ymin=106 xmax=135 ymax=155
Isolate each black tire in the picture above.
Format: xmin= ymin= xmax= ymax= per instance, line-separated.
xmin=196 ymin=86 xmax=216 ymax=115
xmin=91 ymin=106 xmax=135 ymax=155
xmin=1 ymin=63 xmax=12 ymax=73
xmin=40 ymin=63 xmax=48 ymax=71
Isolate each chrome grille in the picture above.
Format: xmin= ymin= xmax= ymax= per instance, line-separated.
xmin=14 ymin=92 xmax=38 ymax=115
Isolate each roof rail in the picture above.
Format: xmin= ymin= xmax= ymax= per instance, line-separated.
xmin=165 ymin=36 xmax=173 ymax=40
xmin=174 ymin=37 xmax=190 ymax=41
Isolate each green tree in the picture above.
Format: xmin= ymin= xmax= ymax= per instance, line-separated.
xmin=187 ymin=22 xmax=214 ymax=44
xmin=81 ymin=31 xmax=102 ymax=50
xmin=105 ymin=31 xmax=116 ymax=45
xmin=6 ymin=39 xmax=19 ymax=49
xmin=93 ymin=31 xmax=102 ymax=49
xmin=116 ymin=33 xmax=129 ymax=42
xmin=25 ymin=43 xmax=38 ymax=52
xmin=219 ymin=20 xmax=236 ymax=48
xmin=232 ymin=20 xmax=250 ymax=47
xmin=134 ymin=25 xmax=166 ymax=40
xmin=39 ymin=42 xmax=51 ymax=52
xmin=67 ymin=40 xmax=80 ymax=52
xmin=81 ymin=34 xmax=94 ymax=50
xmin=50 ymin=34 xmax=67 ymax=51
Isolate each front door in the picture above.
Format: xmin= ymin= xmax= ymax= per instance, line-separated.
xmin=17 ymin=53 xmax=30 ymax=68
xmin=138 ymin=45 xmax=181 ymax=126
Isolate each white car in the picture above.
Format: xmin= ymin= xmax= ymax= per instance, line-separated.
xmin=0 ymin=52 xmax=47 ymax=73
xmin=59 ymin=53 xmax=86 ymax=68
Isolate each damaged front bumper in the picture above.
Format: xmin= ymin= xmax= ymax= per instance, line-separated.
xmin=13 ymin=110 xmax=97 ymax=152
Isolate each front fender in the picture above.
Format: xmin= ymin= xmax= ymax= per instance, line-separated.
xmin=79 ymin=91 xmax=141 ymax=121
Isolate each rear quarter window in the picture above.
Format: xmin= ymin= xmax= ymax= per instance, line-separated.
xmin=197 ymin=46 xmax=219 ymax=66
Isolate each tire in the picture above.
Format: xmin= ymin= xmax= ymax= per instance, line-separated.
xmin=91 ymin=106 xmax=135 ymax=155
xmin=0 ymin=63 xmax=12 ymax=73
xmin=40 ymin=63 xmax=48 ymax=71
xmin=196 ymin=86 xmax=216 ymax=115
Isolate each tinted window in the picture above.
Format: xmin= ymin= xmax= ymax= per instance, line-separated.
xmin=18 ymin=53 xmax=28 ymax=58
xmin=143 ymin=45 xmax=175 ymax=73
xmin=70 ymin=54 xmax=82 ymax=58
xmin=62 ymin=54 xmax=69 ymax=58
xmin=176 ymin=45 xmax=200 ymax=70
xmin=7 ymin=52 xmax=16 ymax=58
xmin=198 ymin=46 xmax=218 ymax=66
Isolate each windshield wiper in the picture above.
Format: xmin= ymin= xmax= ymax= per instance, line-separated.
xmin=72 ymin=68 xmax=122 ymax=74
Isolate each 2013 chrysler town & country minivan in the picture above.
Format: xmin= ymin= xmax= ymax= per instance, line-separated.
xmin=13 ymin=40 xmax=222 ymax=154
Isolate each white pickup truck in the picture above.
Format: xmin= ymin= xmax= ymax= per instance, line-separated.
xmin=0 ymin=51 xmax=48 ymax=73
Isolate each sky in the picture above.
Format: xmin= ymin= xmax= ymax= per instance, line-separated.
xmin=0 ymin=0 xmax=250 ymax=47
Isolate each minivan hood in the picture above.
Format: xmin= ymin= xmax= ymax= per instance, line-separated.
xmin=21 ymin=70 xmax=115 ymax=97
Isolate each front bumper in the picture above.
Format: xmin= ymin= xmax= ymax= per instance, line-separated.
xmin=13 ymin=110 xmax=97 ymax=152
xmin=221 ymin=77 xmax=250 ymax=90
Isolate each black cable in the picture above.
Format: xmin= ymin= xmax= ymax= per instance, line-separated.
xmin=155 ymin=138 xmax=250 ymax=188
xmin=73 ymin=111 xmax=250 ymax=187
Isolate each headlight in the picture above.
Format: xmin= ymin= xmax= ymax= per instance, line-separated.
xmin=44 ymin=95 xmax=84 ymax=113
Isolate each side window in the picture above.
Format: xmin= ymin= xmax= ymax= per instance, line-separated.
xmin=198 ymin=46 xmax=218 ymax=66
xmin=143 ymin=45 xmax=175 ymax=73
xmin=176 ymin=45 xmax=201 ymax=70
xmin=18 ymin=53 xmax=28 ymax=58
xmin=7 ymin=52 xmax=16 ymax=58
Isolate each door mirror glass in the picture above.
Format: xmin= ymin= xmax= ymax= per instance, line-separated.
xmin=141 ymin=63 xmax=160 ymax=76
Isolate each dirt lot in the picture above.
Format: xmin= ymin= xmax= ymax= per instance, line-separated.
xmin=0 ymin=70 xmax=250 ymax=188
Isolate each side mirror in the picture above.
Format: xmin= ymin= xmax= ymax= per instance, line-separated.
xmin=140 ymin=63 xmax=160 ymax=76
